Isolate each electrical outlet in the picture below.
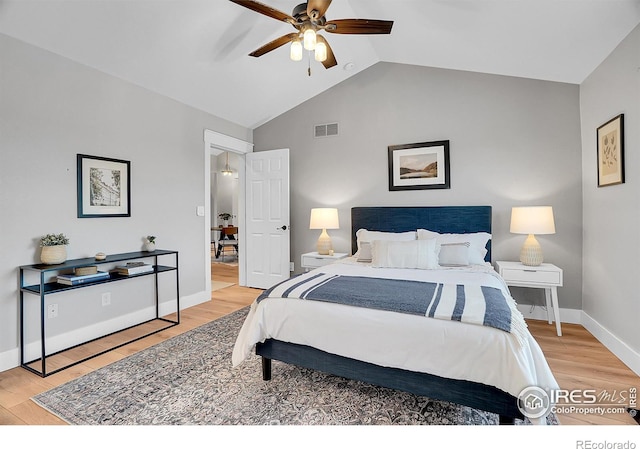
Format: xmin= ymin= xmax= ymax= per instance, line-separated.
xmin=47 ymin=304 xmax=58 ymax=319
xmin=102 ymin=292 xmax=111 ymax=306
xmin=290 ymin=262 xmax=294 ymax=271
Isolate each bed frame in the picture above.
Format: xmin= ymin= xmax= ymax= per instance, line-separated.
xmin=256 ymin=206 xmax=524 ymax=424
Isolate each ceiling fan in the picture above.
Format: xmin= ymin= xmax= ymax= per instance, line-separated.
xmin=230 ymin=0 xmax=393 ymax=72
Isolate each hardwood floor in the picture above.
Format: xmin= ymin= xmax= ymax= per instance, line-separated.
xmin=526 ymin=319 xmax=639 ymax=425
xmin=0 ymin=261 xmax=638 ymax=425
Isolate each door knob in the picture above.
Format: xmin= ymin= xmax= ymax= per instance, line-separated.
xmin=277 ymin=225 xmax=288 ymax=231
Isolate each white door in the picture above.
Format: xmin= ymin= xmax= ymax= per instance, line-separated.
xmin=245 ymin=149 xmax=290 ymax=289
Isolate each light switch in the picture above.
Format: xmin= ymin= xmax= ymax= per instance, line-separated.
xmin=196 ymin=206 xmax=205 ymax=216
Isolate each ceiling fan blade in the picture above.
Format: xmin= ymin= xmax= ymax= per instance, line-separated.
xmin=307 ymin=0 xmax=332 ymax=20
xmin=316 ymin=34 xmax=337 ymax=69
xmin=249 ymin=33 xmax=298 ymax=57
xmin=230 ymin=0 xmax=295 ymax=24
xmin=325 ymin=19 xmax=394 ymax=35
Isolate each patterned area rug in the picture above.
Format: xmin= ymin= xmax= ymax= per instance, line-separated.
xmin=32 ymin=308 xmax=557 ymax=425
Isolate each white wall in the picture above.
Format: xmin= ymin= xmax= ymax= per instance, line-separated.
xmin=580 ymin=24 xmax=640 ymax=357
xmin=0 ymin=34 xmax=251 ymax=370
xmin=254 ymin=62 xmax=583 ymax=310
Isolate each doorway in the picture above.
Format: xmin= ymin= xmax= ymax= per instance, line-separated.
xmin=211 ymin=151 xmax=239 ymax=291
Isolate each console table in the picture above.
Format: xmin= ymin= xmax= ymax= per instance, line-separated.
xmin=19 ymin=250 xmax=180 ymax=377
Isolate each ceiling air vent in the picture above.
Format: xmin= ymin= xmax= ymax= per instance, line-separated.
xmin=314 ymin=122 xmax=339 ymax=138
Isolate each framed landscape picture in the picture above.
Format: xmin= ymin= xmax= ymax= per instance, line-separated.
xmin=388 ymin=140 xmax=450 ymax=191
xmin=597 ymin=114 xmax=624 ymax=187
xmin=77 ymin=154 xmax=131 ymax=218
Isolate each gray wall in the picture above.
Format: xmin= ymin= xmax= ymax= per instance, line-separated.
xmin=254 ymin=62 xmax=583 ymax=310
xmin=580 ymin=24 xmax=640 ymax=354
xmin=0 ymin=34 xmax=250 ymax=365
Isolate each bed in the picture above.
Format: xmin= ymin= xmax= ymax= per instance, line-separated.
xmin=232 ymin=206 xmax=559 ymax=424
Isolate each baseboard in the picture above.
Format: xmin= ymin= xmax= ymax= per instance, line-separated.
xmin=581 ymin=311 xmax=640 ymax=377
xmin=0 ymin=348 xmax=19 ymax=374
xmin=160 ymin=290 xmax=210 ymax=316
xmin=517 ymin=304 xmax=640 ymax=377
xmin=0 ymin=290 xmax=211 ymax=374
xmin=517 ymin=304 xmax=582 ymax=324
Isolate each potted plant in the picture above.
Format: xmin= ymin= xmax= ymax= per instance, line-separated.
xmin=40 ymin=233 xmax=69 ymax=264
xmin=218 ymin=213 xmax=235 ymax=227
xmin=145 ymin=235 xmax=156 ymax=252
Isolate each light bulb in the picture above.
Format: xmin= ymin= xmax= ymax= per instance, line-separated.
xmin=314 ymin=42 xmax=327 ymax=62
xmin=303 ymin=28 xmax=316 ymax=51
xmin=290 ymin=40 xmax=302 ymax=61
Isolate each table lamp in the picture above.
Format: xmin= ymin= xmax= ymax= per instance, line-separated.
xmin=510 ymin=206 xmax=555 ymax=266
xmin=310 ymin=208 xmax=339 ymax=255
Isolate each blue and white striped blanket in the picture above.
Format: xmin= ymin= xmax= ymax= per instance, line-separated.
xmin=258 ymin=272 xmax=528 ymax=346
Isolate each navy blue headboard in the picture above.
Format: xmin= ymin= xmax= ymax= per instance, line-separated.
xmin=351 ymin=206 xmax=493 ymax=262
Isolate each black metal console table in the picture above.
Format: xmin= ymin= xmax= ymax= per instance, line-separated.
xmin=19 ymin=250 xmax=180 ymax=377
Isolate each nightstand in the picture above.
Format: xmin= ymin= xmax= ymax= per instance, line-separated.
xmin=495 ymin=261 xmax=564 ymax=336
xmin=301 ymin=251 xmax=348 ymax=271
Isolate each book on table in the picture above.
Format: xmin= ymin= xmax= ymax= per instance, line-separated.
xmin=116 ymin=263 xmax=154 ymax=276
xmin=74 ymin=265 xmax=98 ymax=276
xmin=57 ymin=271 xmax=110 ymax=285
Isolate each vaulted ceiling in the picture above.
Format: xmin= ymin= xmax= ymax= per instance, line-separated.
xmin=1 ymin=1 xmax=639 ymax=129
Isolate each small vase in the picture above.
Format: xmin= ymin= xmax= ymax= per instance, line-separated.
xmin=41 ymin=245 xmax=67 ymax=264
xmin=145 ymin=241 xmax=156 ymax=252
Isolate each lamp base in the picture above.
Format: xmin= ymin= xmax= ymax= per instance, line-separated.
xmin=316 ymin=229 xmax=332 ymax=255
xmin=520 ymin=234 xmax=543 ymax=266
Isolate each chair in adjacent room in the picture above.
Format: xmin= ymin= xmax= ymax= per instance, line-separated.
xmin=216 ymin=226 xmax=238 ymax=261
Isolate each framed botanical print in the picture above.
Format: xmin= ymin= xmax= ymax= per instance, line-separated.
xmin=597 ymin=114 xmax=624 ymax=187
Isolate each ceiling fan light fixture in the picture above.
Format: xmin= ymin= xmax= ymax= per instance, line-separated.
xmin=314 ymin=41 xmax=327 ymax=62
xmin=290 ymin=39 xmax=302 ymax=61
xmin=303 ymin=28 xmax=316 ymax=51
xmin=230 ymin=1 xmax=394 ymax=72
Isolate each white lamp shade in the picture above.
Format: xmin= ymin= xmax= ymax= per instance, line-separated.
xmin=314 ymin=41 xmax=327 ymax=62
xmin=290 ymin=40 xmax=302 ymax=61
xmin=510 ymin=206 xmax=555 ymax=235
xmin=309 ymin=208 xmax=339 ymax=230
xmin=303 ymin=28 xmax=316 ymax=51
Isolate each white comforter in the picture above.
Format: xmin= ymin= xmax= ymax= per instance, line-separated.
xmin=232 ymin=258 xmax=559 ymax=421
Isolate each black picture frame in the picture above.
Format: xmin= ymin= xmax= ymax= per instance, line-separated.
xmin=597 ymin=114 xmax=624 ymax=187
xmin=77 ymin=154 xmax=131 ymax=218
xmin=388 ymin=140 xmax=450 ymax=191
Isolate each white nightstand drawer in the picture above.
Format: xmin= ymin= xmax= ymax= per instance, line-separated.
xmin=501 ymin=268 xmax=561 ymax=285
xmin=302 ymin=255 xmax=332 ymax=268
xmin=300 ymin=252 xmax=349 ymax=271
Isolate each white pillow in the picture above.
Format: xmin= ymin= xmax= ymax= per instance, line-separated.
xmin=355 ymin=229 xmax=416 ymax=256
xmin=417 ymin=229 xmax=491 ymax=265
xmin=356 ymin=241 xmax=373 ymax=262
xmin=371 ymin=239 xmax=439 ymax=269
xmin=438 ymin=242 xmax=470 ymax=266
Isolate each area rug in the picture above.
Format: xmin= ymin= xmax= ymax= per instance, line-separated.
xmin=211 ymin=280 xmax=235 ymax=291
xmin=32 ymin=308 xmax=557 ymax=425
xmin=211 ymin=258 xmax=238 ymax=266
